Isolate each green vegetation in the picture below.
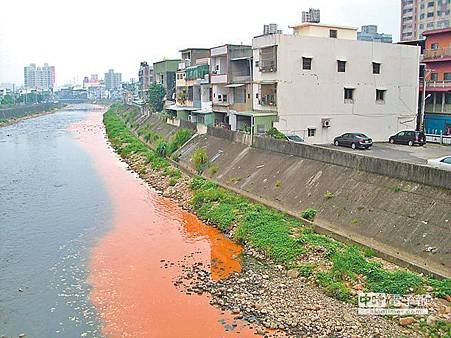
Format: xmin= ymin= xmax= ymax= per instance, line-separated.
xmin=300 ymin=208 xmax=317 ymax=221
xmin=207 ymin=164 xmax=219 ymax=177
xmin=266 ymin=127 xmax=286 ymax=140
xmin=168 ymin=129 xmax=193 ymax=154
xmin=392 ymin=185 xmax=402 ymax=193
xmin=275 ymin=180 xmax=282 ymax=188
xmin=156 ymin=140 xmax=169 ymax=157
xmin=324 ymin=191 xmax=334 ymax=200
xmin=192 ymin=148 xmax=209 ymax=174
xmin=189 ymin=176 xmax=450 ymax=302
xmin=148 ymin=83 xmax=166 ymax=112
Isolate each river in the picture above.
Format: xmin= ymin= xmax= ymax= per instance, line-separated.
xmin=0 ymin=105 xmax=255 ymax=337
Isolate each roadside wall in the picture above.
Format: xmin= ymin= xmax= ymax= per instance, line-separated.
xmin=252 ymin=135 xmax=451 ymax=190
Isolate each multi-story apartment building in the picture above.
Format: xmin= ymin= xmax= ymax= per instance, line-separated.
xmin=252 ymin=22 xmax=420 ymax=144
xmin=153 ymin=59 xmax=180 ymax=102
xmin=138 ymin=62 xmax=153 ymax=100
xmin=210 ymin=44 xmax=254 ymax=130
xmin=170 ymin=48 xmax=211 ymax=124
xmin=401 ymin=0 xmax=450 ymax=41
xmin=24 ymin=63 xmax=55 ymax=90
xmin=104 ymin=69 xmax=122 ymax=91
xmin=422 ymin=27 xmax=451 ymax=135
xmin=357 ymin=25 xmax=393 ymax=43
xmin=302 ymin=8 xmax=321 ymax=23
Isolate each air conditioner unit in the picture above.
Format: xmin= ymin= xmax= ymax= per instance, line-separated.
xmin=321 ymin=118 xmax=331 ymax=128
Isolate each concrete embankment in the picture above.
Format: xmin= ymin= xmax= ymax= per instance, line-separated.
xmin=135 ymin=114 xmax=451 ymax=278
xmin=0 ymin=103 xmax=64 ymax=126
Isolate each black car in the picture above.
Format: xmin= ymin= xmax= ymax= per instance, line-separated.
xmin=334 ymin=133 xmax=373 ymax=150
xmin=389 ymin=130 xmax=425 ymax=146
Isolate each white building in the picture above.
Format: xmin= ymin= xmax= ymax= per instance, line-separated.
xmin=24 ymin=63 xmax=55 ymax=90
xmin=104 ymin=69 xmax=122 ymax=91
xmin=252 ymin=23 xmax=420 ymax=144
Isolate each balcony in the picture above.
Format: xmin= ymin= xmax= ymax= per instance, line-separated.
xmin=256 ymin=83 xmax=277 ymax=111
xmin=210 ymin=73 xmax=228 ymax=84
xmin=423 ymin=47 xmax=451 ymax=61
xmin=259 ymin=60 xmax=277 ymax=73
xmin=421 ymin=80 xmax=451 ymax=91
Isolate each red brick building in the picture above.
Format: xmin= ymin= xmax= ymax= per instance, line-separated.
xmin=422 ymin=27 xmax=451 ymax=135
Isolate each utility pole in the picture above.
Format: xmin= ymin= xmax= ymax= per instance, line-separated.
xmin=419 ymin=64 xmax=433 ymax=132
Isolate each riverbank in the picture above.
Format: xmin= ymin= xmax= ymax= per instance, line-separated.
xmin=0 ymin=104 xmax=64 ymax=128
xmin=103 ymin=105 xmax=450 ymax=337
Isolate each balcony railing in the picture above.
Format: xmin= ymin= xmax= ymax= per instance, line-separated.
xmin=423 ymin=47 xmax=451 ymax=60
xmin=421 ymin=80 xmax=451 ymax=89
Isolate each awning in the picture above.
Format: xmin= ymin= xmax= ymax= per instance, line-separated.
xmin=192 ymin=108 xmax=213 ymax=114
xmin=230 ymin=56 xmax=251 ymax=61
xmin=225 ymin=84 xmax=245 ymax=88
xmin=337 ymin=58 xmax=347 ymax=62
xmin=166 ymin=104 xmax=198 ymax=111
xmin=258 ymin=80 xmax=278 ymax=85
xmin=232 ymin=111 xmax=278 ymax=117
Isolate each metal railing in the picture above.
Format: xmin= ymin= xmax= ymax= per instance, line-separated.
xmin=422 ymin=80 xmax=451 ymax=88
xmin=423 ymin=47 xmax=451 ymax=60
xmin=259 ymin=60 xmax=277 ymax=72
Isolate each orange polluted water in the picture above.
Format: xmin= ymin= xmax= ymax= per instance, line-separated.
xmin=71 ymin=111 xmax=256 ymax=337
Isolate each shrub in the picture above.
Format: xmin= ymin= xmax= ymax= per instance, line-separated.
xmin=207 ymin=164 xmax=219 ymax=177
xmin=168 ymin=178 xmax=177 ymax=186
xmin=275 ymin=180 xmax=282 ymax=188
xmin=324 ymin=191 xmax=334 ymax=200
xmin=300 ymin=208 xmax=317 ymax=221
xmin=168 ymin=128 xmax=193 ymax=154
xmin=156 ymin=140 xmax=169 ymax=157
xmin=192 ymin=148 xmax=209 ymax=174
xmin=266 ymin=127 xmax=286 ymax=140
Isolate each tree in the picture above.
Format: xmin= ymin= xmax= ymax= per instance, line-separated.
xmin=148 ymin=83 xmax=166 ymax=112
xmin=192 ymin=148 xmax=209 ymax=174
xmin=1 ymin=95 xmax=14 ymax=105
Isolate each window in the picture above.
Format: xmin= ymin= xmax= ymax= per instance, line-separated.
xmin=431 ymin=42 xmax=439 ymax=50
xmin=255 ymin=60 xmax=260 ymax=67
xmin=372 ymin=62 xmax=381 ymax=74
xmin=344 ymin=88 xmax=354 ymax=102
xmin=431 ymin=72 xmax=439 ymax=81
xmin=376 ymin=89 xmax=386 ymax=103
xmin=427 ymin=12 xmax=434 ymax=17
xmin=444 ymin=73 xmax=451 ymax=81
xmin=441 ymin=157 xmax=451 ymax=164
xmin=329 ymin=29 xmax=338 ymax=38
xmin=307 ymin=128 xmax=316 ymax=137
xmin=337 ymin=60 xmax=346 ymax=72
xmin=302 ymin=57 xmax=312 ymax=70
xmin=222 ymin=94 xmax=228 ymax=102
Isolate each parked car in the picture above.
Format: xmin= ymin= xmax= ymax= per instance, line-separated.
xmin=333 ymin=133 xmax=373 ymax=150
xmin=389 ymin=130 xmax=425 ymax=146
xmin=427 ymin=156 xmax=451 ymax=171
xmin=286 ymin=134 xmax=305 ymax=144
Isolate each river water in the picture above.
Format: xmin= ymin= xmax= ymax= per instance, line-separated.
xmin=0 ymin=105 xmax=255 ymax=337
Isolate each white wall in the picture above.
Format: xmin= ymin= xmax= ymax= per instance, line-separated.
xmin=253 ymin=34 xmax=420 ymax=144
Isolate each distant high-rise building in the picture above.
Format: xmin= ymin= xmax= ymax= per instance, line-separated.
xmin=138 ymin=62 xmax=153 ymax=99
xmin=401 ymin=0 xmax=450 ymax=41
xmin=302 ymin=8 xmax=320 ymax=23
xmin=263 ymin=23 xmax=282 ymax=35
xmin=104 ymin=69 xmax=122 ymax=91
xmin=357 ymin=25 xmax=393 ymax=43
xmin=24 ymin=63 xmax=55 ymax=90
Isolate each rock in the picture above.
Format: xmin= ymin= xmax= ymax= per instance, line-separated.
xmin=287 ymin=269 xmax=300 ymax=279
xmin=399 ymin=317 xmax=415 ymax=326
xmin=426 ymin=315 xmax=438 ymax=325
xmin=446 ymin=295 xmax=451 ymax=302
xmin=353 ymin=284 xmax=364 ymax=291
xmin=426 ymin=286 xmax=434 ymax=292
xmin=232 ymin=307 xmax=240 ymax=314
xmin=19 ymin=334 xmax=26 ymax=338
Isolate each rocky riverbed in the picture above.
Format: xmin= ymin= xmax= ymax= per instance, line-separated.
xmin=112 ymin=134 xmax=450 ymax=338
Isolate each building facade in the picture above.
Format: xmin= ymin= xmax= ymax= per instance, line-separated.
xmin=171 ymin=48 xmax=211 ymax=124
xmin=401 ymin=0 xmax=450 ymax=41
xmin=209 ymin=44 xmax=255 ymax=131
xmin=153 ymin=59 xmax=180 ymax=102
xmin=138 ymin=62 xmax=153 ymax=100
xmin=24 ymin=63 xmax=55 ymax=90
xmin=357 ymin=25 xmax=393 ymax=43
xmin=104 ymin=69 xmax=122 ymax=91
xmin=252 ymin=23 xmax=420 ymax=144
xmin=422 ymin=27 xmax=451 ymax=135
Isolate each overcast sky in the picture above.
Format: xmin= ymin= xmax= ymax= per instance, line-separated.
xmin=0 ymin=0 xmax=401 ymax=86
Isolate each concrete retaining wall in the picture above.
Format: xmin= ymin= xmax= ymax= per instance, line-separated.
xmin=207 ymin=127 xmax=252 ymax=146
xmin=178 ymin=133 xmax=451 ymax=278
xmin=252 ymin=136 xmax=451 ymax=190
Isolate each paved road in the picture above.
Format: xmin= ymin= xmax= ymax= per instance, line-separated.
xmin=320 ymin=142 xmax=451 ymax=165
